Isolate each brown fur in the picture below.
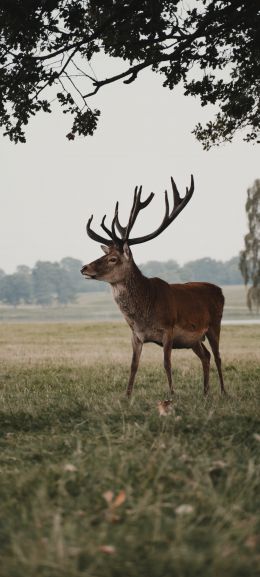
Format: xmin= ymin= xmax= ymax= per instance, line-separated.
xmin=81 ymin=245 xmax=226 ymax=396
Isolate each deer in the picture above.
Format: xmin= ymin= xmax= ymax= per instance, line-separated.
xmin=81 ymin=175 xmax=226 ymax=397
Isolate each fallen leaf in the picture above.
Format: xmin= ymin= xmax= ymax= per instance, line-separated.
xmin=253 ymin=433 xmax=260 ymax=442
xmin=64 ymin=463 xmax=77 ymax=472
xmin=113 ymin=489 xmax=126 ymax=509
xmin=157 ymin=400 xmax=173 ymax=416
xmin=103 ymin=490 xmax=114 ymax=504
xmin=99 ymin=545 xmax=116 ymax=555
xmin=175 ymin=504 xmax=194 ymax=515
xmin=103 ymin=489 xmax=126 ymax=523
xmin=103 ymin=489 xmax=126 ymax=508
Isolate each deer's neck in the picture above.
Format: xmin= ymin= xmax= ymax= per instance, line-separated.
xmin=111 ymin=263 xmax=151 ymax=324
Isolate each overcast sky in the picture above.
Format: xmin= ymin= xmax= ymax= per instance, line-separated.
xmin=1 ymin=54 xmax=259 ymax=274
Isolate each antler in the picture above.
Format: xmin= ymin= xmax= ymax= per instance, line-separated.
xmin=115 ymin=186 xmax=155 ymax=241
xmin=86 ymin=207 xmax=122 ymax=246
xmin=86 ymin=175 xmax=194 ymax=248
xmin=116 ymin=174 xmax=194 ymax=246
xmin=86 ymin=215 xmax=112 ymax=246
xmin=86 ymin=186 xmax=154 ymax=247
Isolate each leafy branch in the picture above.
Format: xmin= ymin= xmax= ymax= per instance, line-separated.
xmin=0 ymin=0 xmax=259 ymax=145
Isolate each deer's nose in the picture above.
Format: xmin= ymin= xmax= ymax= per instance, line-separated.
xmin=81 ymin=264 xmax=96 ymax=279
xmin=81 ymin=265 xmax=88 ymax=275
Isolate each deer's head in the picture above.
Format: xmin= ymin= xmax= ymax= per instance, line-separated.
xmin=81 ymin=243 xmax=133 ymax=284
xmin=81 ymin=175 xmax=194 ymax=284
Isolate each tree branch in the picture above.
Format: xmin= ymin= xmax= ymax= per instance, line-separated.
xmin=34 ymin=0 xmax=141 ymax=62
xmin=83 ymin=58 xmax=162 ymax=97
xmin=83 ymin=24 xmax=206 ymax=98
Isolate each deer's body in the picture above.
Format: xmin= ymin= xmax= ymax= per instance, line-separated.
xmin=112 ymin=269 xmax=223 ymax=348
xmin=81 ymin=175 xmax=226 ymax=396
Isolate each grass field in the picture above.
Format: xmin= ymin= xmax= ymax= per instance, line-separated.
xmin=0 ymin=322 xmax=259 ymax=576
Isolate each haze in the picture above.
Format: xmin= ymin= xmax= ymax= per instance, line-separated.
xmin=0 ymin=54 xmax=259 ymax=274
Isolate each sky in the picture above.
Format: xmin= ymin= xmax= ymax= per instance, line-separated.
xmin=0 ymin=54 xmax=259 ymax=274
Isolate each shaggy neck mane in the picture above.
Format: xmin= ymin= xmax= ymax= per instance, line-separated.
xmin=111 ymin=262 xmax=151 ymax=320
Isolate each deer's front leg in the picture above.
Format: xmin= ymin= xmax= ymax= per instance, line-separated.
xmin=126 ymin=333 xmax=143 ymax=398
xmin=163 ymin=333 xmax=174 ymax=395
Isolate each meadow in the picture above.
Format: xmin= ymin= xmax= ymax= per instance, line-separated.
xmin=0 ymin=318 xmax=259 ymax=577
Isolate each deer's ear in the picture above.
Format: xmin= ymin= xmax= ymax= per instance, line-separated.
xmin=101 ymin=245 xmax=110 ymax=254
xmin=123 ymin=243 xmax=132 ymax=260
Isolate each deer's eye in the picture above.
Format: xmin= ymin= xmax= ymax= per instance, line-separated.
xmin=109 ymin=257 xmax=117 ymax=264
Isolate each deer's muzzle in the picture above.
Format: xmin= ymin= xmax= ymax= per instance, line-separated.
xmin=81 ymin=265 xmax=96 ymax=279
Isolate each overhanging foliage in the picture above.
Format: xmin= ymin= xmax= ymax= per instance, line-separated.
xmin=0 ymin=0 xmax=259 ymax=145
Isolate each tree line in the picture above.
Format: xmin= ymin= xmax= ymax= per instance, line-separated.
xmin=0 ymin=256 xmax=243 ymax=307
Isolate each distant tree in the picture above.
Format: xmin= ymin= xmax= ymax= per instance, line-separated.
xmin=32 ymin=260 xmax=76 ymax=305
xmin=240 ymin=179 xmax=260 ymax=312
xmin=141 ymin=259 xmax=181 ymax=283
xmin=32 ymin=261 xmax=59 ymax=305
xmin=60 ymin=257 xmax=82 ymax=275
xmin=181 ymin=258 xmax=204 ymax=281
xmin=60 ymin=256 xmax=107 ymax=293
xmin=0 ymin=275 xmax=21 ymax=306
xmin=162 ymin=260 xmax=182 ymax=284
xmin=181 ymin=257 xmax=242 ymax=285
xmin=15 ymin=265 xmax=34 ymax=303
xmin=0 ymin=270 xmax=33 ymax=306
xmin=60 ymin=257 xmax=84 ymax=293
xmin=141 ymin=256 xmax=243 ymax=285
xmin=0 ymin=1 xmax=259 ymax=147
xmin=55 ymin=270 xmax=75 ymax=305
xmin=16 ymin=265 xmax=31 ymax=276
xmin=225 ymin=256 xmax=244 ymax=285
xmin=0 ymin=254 xmax=245 ymax=307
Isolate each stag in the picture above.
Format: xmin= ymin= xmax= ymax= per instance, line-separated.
xmin=81 ymin=176 xmax=226 ymax=397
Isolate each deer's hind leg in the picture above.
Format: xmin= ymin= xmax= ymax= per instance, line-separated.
xmin=206 ymin=326 xmax=226 ymax=394
xmin=192 ymin=341 xmax=211 ymax=395
xmin=163 ymin=333 xmax=174 ymax=395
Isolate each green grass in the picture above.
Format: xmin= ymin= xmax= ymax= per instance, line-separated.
xmin=0 ymin=323 xmax=259 ymax=576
